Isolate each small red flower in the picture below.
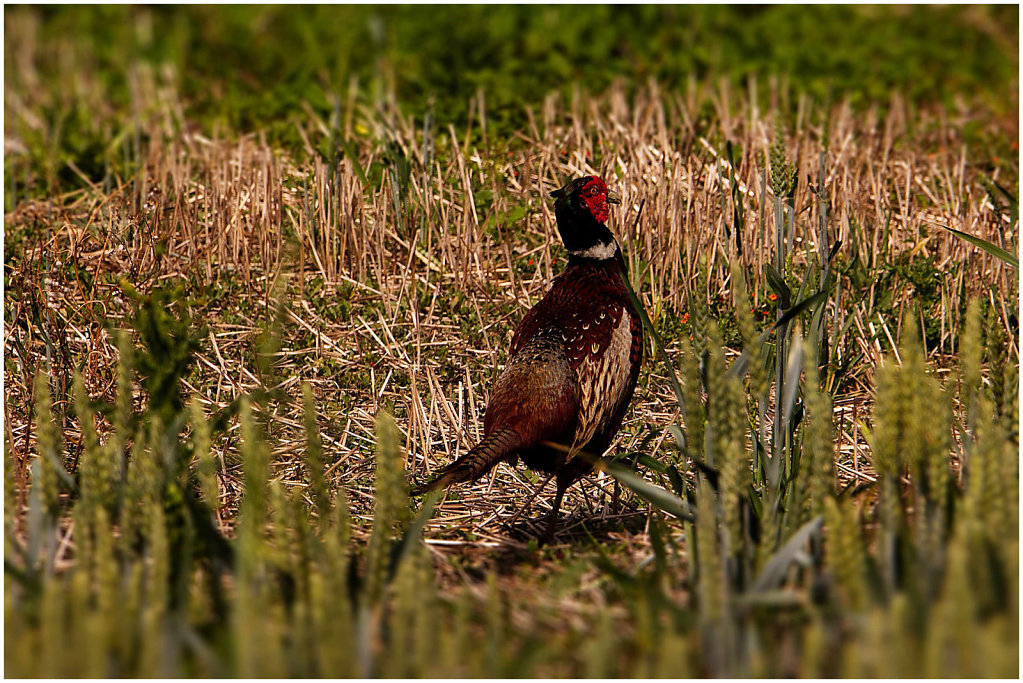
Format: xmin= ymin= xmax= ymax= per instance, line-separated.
xmin=768 ymin=293 xmax=778 ymax=302
xmin=681 ymin=313 xmax=689 ymax=323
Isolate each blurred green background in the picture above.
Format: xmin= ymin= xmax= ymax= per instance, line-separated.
xmin=9 ymin=5 xmax=1019 ymax=123
xmin=4 ymin=5 xmax=1019 ymax=201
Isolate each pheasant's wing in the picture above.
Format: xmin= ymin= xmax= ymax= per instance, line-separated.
xmin=484 ymin=329 xmax=581 ymax=447
xmin=577 ymin=304 xmax=644 ymax=455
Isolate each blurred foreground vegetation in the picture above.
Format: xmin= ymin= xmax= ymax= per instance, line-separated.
xmin=4 ymin=284 xmax=1017 ymax=676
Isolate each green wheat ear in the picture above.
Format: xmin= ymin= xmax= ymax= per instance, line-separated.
xmin=189 ymin=399 xmax=217 ymax=511
xmin=924 ymin=524 xmax=980 ymax=677
xmin=959 ymin=298 xmax=983 ymax=420
xmin=801 ymin=339 xmax=834 ymax=519
xmin=485 ymin=570 xmax=505 ymax=677
xmin=90 ymin=503 xmax=118 ymax=627
xmin=233 ymin=395 xmax=272 ymax=681
xmin=706 ymin=319 xmax=746 ymax=554
xmin=870 ymin=358 xmax=897 ymax=477
xmin=983 ymin=305 xmax=1008 ymax=415
xmin=411 ymin=544 xmax=440 ymax=676
xmin=301 ymin=382 xmax=330 ymax=523
xmin=695 ymin=481 xmax=726 ymax=624
xmin=366 ymin=410 xmax=408 ymax=603
xmin=966 ymin=398 xmax=1018 ymax=548
xmin=39 ymin=571 xmax=66 ymax=676
xmin=869 ymin=332 xmax=910 ymax=592
xmin=114 ymin=329 xmax=134 ymax=444
xmin=32 ymin=370 xmax=63 ymax=518
xmin=900 ymin=317 xmax=951 ymax=485
xmin=233 ymin=403 xmax=287 ymax=681
xmin=386 ymin=543 xmax=438 ymax=677
xmin=769 ymin=124 xmax=796 ymax=198
xmin=823 ymin=496 xmax=868 ymax=611
xmin=653 ymin=632 xmax=693 ymax=678
xmin=899 ymin=319 xmax=953 ymax=574
xmin=687 ymin=257 xmax=712 ymax=352
xmin=703 ymin=320 xmax=726 ymax=469
xmin=139 ymin=506 xmax=170 ymax=676
xmin=678 ymin=333 xmax=706 ymax=466
xmin=313 ymin=498 xmax=356 ymax=676
xmin=72 ymin=372 xmax=101 ymax=509
xmin=239 ymin=396 xmax=270 ymax=527
xmin=695 ymin=475 xmax=735 ymax=675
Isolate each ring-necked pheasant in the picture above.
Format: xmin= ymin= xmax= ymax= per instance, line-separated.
xmin=412 ymin=175 xmax=643 ymax=539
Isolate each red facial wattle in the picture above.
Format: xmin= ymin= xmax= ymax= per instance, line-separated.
xmin=580 ymin=178 xmax=610 ymax=223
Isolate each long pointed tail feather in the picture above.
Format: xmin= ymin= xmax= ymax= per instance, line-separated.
xmin=411 ymin=427 xmax=524 ymax=496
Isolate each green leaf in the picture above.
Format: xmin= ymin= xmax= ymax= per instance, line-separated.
xmin=937 ymin=224 xmax=1018 ymax=269
xmin=750 ymin=515 xmax=823 ymax=592
xmin=338 ymin=136 xmax=370 ymax=187
xmin=596 ymin=458 xmax=694 ymax=521
xmin=764 ymin=263 xmax=792 ymax=309
xmin=666 ymin=424 xmax=687 ymax=450
xmin=636 ymin=454 xmax=668 ymax=473
xmin=666 ymin=465 xmax=685 ymax=495
xmin=781 ymin=336 xmax=804 ymax=432
xmin=773 ymin=290 xmax=829 ymax=331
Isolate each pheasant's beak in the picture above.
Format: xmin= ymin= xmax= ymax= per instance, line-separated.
xmin=607 ymin=192 xmax=621 ymax=205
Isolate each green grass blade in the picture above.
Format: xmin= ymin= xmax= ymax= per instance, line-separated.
xmin=764 ymin=263 xmax=793 ymax=309
xmin=338 ymin=136 xmax=370 ymax=187
xmin=781 ymin=336 xmax=804 ymax=433
xmin=750 ymin=515 xmax=823 ymax=592
xmin=596 ymin=458 xmax=695 ymax=522
xmin=938 ymin=224 xmax=1018 ymax=268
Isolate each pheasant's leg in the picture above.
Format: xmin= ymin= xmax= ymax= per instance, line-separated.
xmin=541 ymin=478 xmax=568 ymax=544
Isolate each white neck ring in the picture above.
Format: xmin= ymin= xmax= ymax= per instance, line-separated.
xmin=568 ymin=241 xmax=618 ymax=260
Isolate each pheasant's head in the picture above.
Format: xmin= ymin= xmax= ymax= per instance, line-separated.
xmin=550 ymin=176 xmax=621 ymax=260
